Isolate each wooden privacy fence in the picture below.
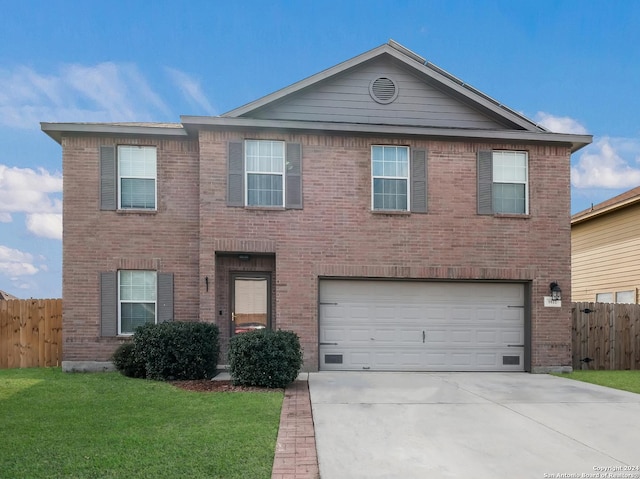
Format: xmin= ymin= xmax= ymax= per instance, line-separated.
xmin=0 ymin=299 xmax=62 ymax=369
xmin=572 ymin=302 xmax=640 ymax=370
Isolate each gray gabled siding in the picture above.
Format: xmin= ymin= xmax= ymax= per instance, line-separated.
xmin=248 ymin=57 xmax=508 ymax=130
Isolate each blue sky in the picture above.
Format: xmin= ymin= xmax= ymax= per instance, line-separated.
xmin=1 ymin=0 xmax=639 ymax=298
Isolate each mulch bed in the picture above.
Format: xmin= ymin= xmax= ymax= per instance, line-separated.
xmin=169 ymin=379 xmax=283 ymax=393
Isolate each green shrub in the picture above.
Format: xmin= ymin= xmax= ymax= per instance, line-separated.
xmin=113 ymin=322 xmax=219 ymax=381
xmin=228 ymin=329 xmax=303 ymax=388
xmin=111 ymin=342 xmax=146 ymax=378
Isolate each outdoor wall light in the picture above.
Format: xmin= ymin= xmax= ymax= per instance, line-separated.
xmin=238 ymin=254 xmax=250 ymax=261
xmin=549 ymin=282 xmax=562 ymax=301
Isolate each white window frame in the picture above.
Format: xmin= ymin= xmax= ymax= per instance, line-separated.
xmin=492 ymin=150 xmax=528 ymax=215
xmin=117 ymin=145 xmax=157 ymax=210
xmin=615 ymin=290 xmax=635 ymax=304
xmin=371 ymin=145 xmax=410 ymax=211
xmin=118 ymin=270 xmax=157 ymax=335
xmin=596 ymin=292 xmax=613 ymax=303
xmin=244 ymin=140 xmax=285 ymax=207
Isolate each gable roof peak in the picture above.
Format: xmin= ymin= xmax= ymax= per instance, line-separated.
xmin=219 ymin=41 xmax=587 ymax=146
xmin=387 ymin=39 xmax=426 ymax=64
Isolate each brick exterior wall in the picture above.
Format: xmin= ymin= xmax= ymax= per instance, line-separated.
xmin=62 ymin=129 xmax=572 ymax=372
xmin=62 ymin=135 xmax=201 ymax=361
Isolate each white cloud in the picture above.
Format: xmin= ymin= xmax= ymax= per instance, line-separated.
xmin=534 ymin=112 xmax=589 ymax=134
xmin=0 ymin=63 xmax=170 ymax=128
xmin=26 ymin=213 xmax=62 ymax=240
xmin=165 ymin=67 xmax=216 ymax=115
xmin=0 ymin=165 xmax=62 ymax=239
xmin=571 ymin=137 xmax=640 ymax=189
xmin=0 ymin=245 xmax=38 ymax=278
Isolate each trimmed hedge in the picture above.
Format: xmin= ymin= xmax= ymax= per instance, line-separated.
xmin=228 ymin=329 xmax=303 ymax=388
xmin=111 ymin=342 xmax=146 ymax=378
xmin=112 ymin=321 xmax=219 ymax=381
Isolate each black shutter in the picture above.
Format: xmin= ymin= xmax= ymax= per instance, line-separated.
xmin=285 ymin=143 xmax=303 ymax=209
xmin=100 ymin=272 xmax=117 ymax=336
xmin=157 ymin=273 xmax=174 ymax=323
xmin=477 ymin=150 xmax=493 ymax=215
xmin=411 ymin=149 xmax=427 ymax=213
xmin=100 ymin=146 xmax=116 ymax=210
xmin=227 ymin=141 xmax=244 ymax=206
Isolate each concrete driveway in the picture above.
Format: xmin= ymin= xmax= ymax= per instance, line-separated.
xmin=309 ymin=372 xmax=640 ymax=479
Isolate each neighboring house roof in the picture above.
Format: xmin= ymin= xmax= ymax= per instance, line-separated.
xmin=0 ymin=290 xmax=18 ymax=300
xmin=571 ymin=186 xmax=640 ymax=225
xmin=41 ymin=40 xmax=592 ymax=152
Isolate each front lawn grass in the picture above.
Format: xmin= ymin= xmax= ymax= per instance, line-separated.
xmin=553 ymin=370 xmax=640 ymax=394
xmin=0 ymin=368 xmax=283 ymax=479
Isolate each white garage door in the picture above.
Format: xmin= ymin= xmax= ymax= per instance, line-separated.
xmin=319 ymin=280 xmax=526 ymax=371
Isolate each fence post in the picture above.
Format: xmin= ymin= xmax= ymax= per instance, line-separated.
xmin=609 ymin=304 xmax=615 ymax=370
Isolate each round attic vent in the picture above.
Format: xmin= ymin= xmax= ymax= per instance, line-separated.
xmin=369 ymin=76 xmax=398 ymax=104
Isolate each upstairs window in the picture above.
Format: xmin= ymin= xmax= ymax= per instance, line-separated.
xmin=245 ymin=140 xmax=285 ymax=207
xmin=492 ymin=151 xmax=528 ymax=214
xmin=227 ymin=140 xmax=303 ymax=209
xmin=118 ymin=146 xmax=157 ymax=210
xmin=372 ymin=146 xmax=410 ymax=211
xmin=478 ymin=150 xmax=528 ymax=215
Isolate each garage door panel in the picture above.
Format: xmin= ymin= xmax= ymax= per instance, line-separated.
xmin=347 ymin=306 xmax=370 ymax=320
xmin=425 ymin=352 xmax=448 ymax=366
xmin=451 ymin=330 xmax=474 ymax=343
xmin=374 ymin=328 xmax=397 ymax=342
xmin=501 ymin=330 xmax=524 ymax=344
xmin=399 ymin=328 xmax=422 ymax=341
xmin=425 ymin=329 xmax=447 ymax=344
xmin=322 ymin=328 xmax=343 ymax=342
xmin=349 ymin=329 xmax=372 ymax=342
xmin=451 ymin=307 xmax=477 ymax=320
xmin=477 ymin=353 xmax=498 ymax=366
xmin=477 ymin=308 xmax=501 ymax=321
xmin=476 ymin=330 xmax=497 ymax=343
xmin=319 ymin=280 xmax=526 ymax=371
xmin=399 ymin=306 xmax=423 ymax=320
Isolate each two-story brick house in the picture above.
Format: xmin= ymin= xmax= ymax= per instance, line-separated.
xmin=42 ymin=41 xmax=591 ymax=373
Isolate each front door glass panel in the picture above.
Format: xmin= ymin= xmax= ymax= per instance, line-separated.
xmin=233 ymin=276 xmax=268 ymax=334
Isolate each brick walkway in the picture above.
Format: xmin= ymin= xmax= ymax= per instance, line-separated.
xmin=272 ymin=378 xmax=320 ymax=479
